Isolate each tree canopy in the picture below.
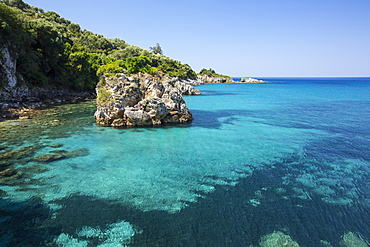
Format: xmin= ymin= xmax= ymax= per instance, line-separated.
xmin=0 ymin=0 xmax=197 ymax=91
xmin=149 ymin=43 xmax=163 ymax=55
xmin=198 ymin=68 xmax=231 ymax=78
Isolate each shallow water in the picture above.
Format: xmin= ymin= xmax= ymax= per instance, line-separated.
xmin=0 ymin=78 xmax=370 ymax=246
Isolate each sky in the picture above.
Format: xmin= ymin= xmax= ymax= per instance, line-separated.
xmin=24 ymin=0 xmax=370 ymax=77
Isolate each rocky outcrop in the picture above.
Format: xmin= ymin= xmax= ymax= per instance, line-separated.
xmin=197 ymin=74 xmax=234 ymax=84
xmin=175 ymin=80 xmax=201 ymax=95
xmin=239 ymin=77 xmax=267 ymax=83
xmin=94 ymin=74 xmax=194 ymax=127
xmin=197 ymin=75 xmax=268 ymax=84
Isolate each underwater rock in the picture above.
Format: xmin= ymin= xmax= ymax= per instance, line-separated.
xmin=340 ymin=232 xmax=369 ymax=247
xmin=0 ymin=160 xmax=12 ymax=167
xmin=50 ymin=149 xmax=68 ymax=154
xmin=0 ymin=145 xmax=42 ymax=161
xmin=32 ymin=153 xmax=65 ymax=163
xmin=18 ymin=165 xmax=49 ymax=174
xmin=65 ymin=148 xmax=89 ymax=158
xmin=0 ymin=189 xmax=6 ymax=196
xmin=32 ymin=148 xmax=89 ymax=163
xmin=0 ymin=170 xmax=23 ymax=185
xmin=94 ymin=73 xmax=194 ymax=127
xmin=50 ymin=143 xmax=64 ymax=148
xmin=0 ymin=168 xmax=17 ymax=177
xmin=320 ymin=240 xmax=333 ymax=246
xmin=259 ymin=231 xmax=300 ymax=247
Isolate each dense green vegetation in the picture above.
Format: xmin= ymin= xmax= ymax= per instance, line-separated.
xmin=198 ymin=68 xmax=231 ymax=78
xmin=0 ymin=0 xmax=197 ymax=91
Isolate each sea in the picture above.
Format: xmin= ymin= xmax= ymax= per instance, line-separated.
xmin=0 ymin=77 xmax=369 ymax=247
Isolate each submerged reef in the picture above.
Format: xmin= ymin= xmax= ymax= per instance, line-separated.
xmin=257 ymin=231 xmax=369 ymax=247
xmin=340 ymin=232 xmax=369 ymax=247
xmin=94 ymin=73 xmax=197 ymax=127
xmin=259 ymin=231 xmax=300 ymax=247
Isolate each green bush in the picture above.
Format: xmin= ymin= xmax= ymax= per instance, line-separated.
xmin=199 ymin=68 xmax=231 ymax=78
xmin=97 ymin=87 xmax=111 ymax=105
xmin=97 ymin=63 xmax=124 ymax=77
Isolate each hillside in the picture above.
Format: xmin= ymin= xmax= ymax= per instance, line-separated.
xmin=0 ymin=0 xmax=197 ymax=93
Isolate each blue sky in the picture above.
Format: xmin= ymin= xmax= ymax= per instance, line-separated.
xmin=25 ymin=0 xmax=370 ymax=77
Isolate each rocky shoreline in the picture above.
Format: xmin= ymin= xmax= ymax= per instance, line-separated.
xmin=0 ymin=86 xmax=94 ymax=119
xmin=197 ymin=75 xmax=267 ymax=84
xmin=0 ymin=74 xmax=266 ymax=121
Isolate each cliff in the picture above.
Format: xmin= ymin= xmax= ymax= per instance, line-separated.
xmin=94 ymin=74 xmax=196 ymax=127
xmin=0 ymin=46 xmax=19 ymax=89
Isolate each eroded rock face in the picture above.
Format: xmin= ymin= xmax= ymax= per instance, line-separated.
xmin=0 ymin=46 xmax=18 ymax=88
xmin=94 ymin=74 xmax=194 ymax=127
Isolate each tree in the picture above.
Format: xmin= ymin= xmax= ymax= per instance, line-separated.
xmin=149 ymin=43 xmax=163 ymax=55
xmin=1 ymin=0 xmax=30 ymax=10
xmin=126 ymin=56 xmax=152 ymax=75
xmin=198 ymin=68 xmax=230 ymax=78
xmin=68 ymin=52 xmax=102 ymax=90
xmin=96 ymin=63 xmax=124 ymax=77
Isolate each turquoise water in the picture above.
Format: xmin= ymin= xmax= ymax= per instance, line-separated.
xmin=1 ymin=78 xmax=370 ymax=246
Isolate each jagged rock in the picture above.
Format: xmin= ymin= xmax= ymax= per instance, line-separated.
xmin=94 ymin=74 xmax=194 ymax=127
xmin=176 ymin=81 xmax=201 ymax=95
xmin=197 ymin=74 xmax=234 ymax=84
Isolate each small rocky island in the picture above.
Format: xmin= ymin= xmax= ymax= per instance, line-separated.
xmin=94 ymin=73 xmax=198 ymax=127
xmin=239 ymin=77 xmax=267 ymax=83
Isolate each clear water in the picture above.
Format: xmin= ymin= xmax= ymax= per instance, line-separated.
xmin=1 ymin=78 xmax=370 ymax=246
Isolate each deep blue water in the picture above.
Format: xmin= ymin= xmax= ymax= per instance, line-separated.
xmin=0 ymin=78 xmax=370 ymax=246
